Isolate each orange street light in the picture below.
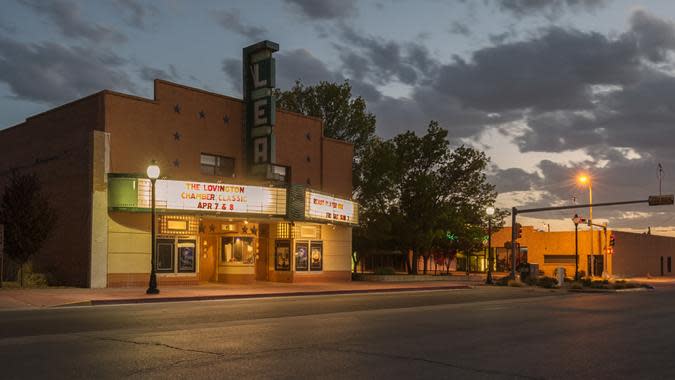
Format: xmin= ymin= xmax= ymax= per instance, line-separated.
xmin=577 ymin=173 xmax=595 ymax=277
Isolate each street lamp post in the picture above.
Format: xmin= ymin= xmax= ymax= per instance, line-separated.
xmin=572 ymin=214 xmax=581 ymax=280
xmin=146 ymin=162 xmax=160 ymax=295
xmin=578 ymin=175 xmax=593 ymax=277
xmin=485 ymin=206 xmax=495 ymax=285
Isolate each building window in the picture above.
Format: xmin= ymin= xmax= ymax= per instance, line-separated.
xmin=295 ymin=241 xmax=309 ymax=271
xmin=310 ymin=241 xmax=323 ymax=271
xmin=177 ymin=240 xmax=196 ymax=272
xmin=156 ymin=239 xmax=175 ymax=273
xmin=200 ymin=153 xmax=235 ymax=177
xmin=294 ymin=240 xmax=323 ymax=272
xmin=155 ymin=238 xmax=197 ymax=274
xmin=221 ymin=236 xmax=255 ymax=264
xmin=275 ymin=240 xmax=291 ymax=271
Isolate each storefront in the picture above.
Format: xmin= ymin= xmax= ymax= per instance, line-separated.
xmin=0 ymin=40 xmax=356 ymax=288
xmin=107 ymin=177 xmax=357 ymax=286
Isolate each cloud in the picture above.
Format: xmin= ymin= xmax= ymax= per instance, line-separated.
xmin=449 ymin=21 xmax=471 ymax=36
xmin=627 ymin=9 xmax=675 ymax=62
xmin=19 ymin=0 xmax=127 ymax=44
xmin=0 ymin=37 xmax=135 ymax=104
xmin=336 ymin=24 xmax=439 ymax=87
xmin=490 ymin=167 xmax=542 ymax=193
xmin=139 ymin=64 xmax=179 ymax=82
xmin=433 ymin=27 xmax=640 ymax=113
xmin=115 ymin=0 xmax=159 ymax=30
xmin=494 ymin=0 xmax=608 ymax=20
xmin=212 ymin=9 xmax=267 ymax=40
xmin=275 ymin=48 xmax=342 ymax=89
xmin=221 ymin=58 xmax=242 ymax=96
xmin=283 ymin=0 xmax=358 ymax=20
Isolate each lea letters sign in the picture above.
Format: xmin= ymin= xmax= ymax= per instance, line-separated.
xmin=305 ymin=191 xmax=358 ymax=224
xmin=244 ymin=41 xmax=278 ymax=177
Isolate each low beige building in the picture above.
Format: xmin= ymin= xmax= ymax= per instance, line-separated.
xmin=490 ymin=226 xmax=675 ymax=278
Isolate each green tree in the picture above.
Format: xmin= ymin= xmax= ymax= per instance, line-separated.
xmin=356 ymin=121 xmax=499 ymax=275
xmin=275 ymin=80 xmax=377 ymax=192
xmin=0 ymin=172 xmax=57 ymax=287
xmin=351 ymin=137 xmax=398 ymax=272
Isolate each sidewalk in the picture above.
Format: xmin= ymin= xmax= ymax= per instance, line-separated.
xmin=0 ymin=280 xmax=474 ymax=310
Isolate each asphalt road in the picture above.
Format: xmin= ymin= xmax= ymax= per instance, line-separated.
xmin=1 ymin=285 xmax=674 ymax=379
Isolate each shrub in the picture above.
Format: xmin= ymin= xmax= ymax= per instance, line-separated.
xmin=22 ymin=272 xmax=49 ymax=288
xmin=582 ymin=277 xmax=592 ymax=287
xmin=590 ymin=280 xmax=609 ymax=289
xmin=537 ymin=276 xmax=559 ymax=288
xmin=524 ymin=276 xmax=538 ymax=286
xmin=508 ymin=279 xmax=525 ymax=287
xmin=570 ymin=282 xmax=583 ymax=290
xmin=374 ymin=266 xmax=396 ymax=275
xmin=495 ymin=276 xmax=510 ymax=286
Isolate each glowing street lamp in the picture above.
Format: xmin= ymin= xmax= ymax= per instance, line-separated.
xmin=146 ymin=161 xmax=160 ymax=295
xmin=485 ymin=206 xmax=495 ymax=285
xmin=577 ymin=174 xmax=594 ymax=277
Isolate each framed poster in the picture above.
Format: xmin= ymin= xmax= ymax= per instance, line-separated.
xmin=275 ymin=240 xmax=291 ymax=271
xmin=295 ymin=241 xmax=308 ymax=271
xmin=177 ymin=240 xmax=196 ymax=272
xmin=156 ymin=239 xmax=175 ymax=273
xmin=310 ymin=241 xmax=323 ymax=271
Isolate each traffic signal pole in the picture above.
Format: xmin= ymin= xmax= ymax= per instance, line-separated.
xmin=511 ymin=207 xmax=518 ymax=279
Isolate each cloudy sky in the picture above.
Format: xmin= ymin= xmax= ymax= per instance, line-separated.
xmin=2 ymin=0 xmax=675 ymax=233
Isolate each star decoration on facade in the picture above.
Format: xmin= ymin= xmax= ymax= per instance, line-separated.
xmin=173 ymin=159 xmax=180 ymax=167
xmin=223 ymin=115 xmax=230 ymax=124
xmin=174 ymin=104 xmax=181 ymax=113
xmin=199 ymin=110 xmax=206 ymax=119
xmin=251 ymin=226 xmax=257 ymax=235
xmin=173 ymin=131 xmax=181 ymax=140
xmin=199 ymin=223 xmax=205 ymax=233
xmin=242 ymin=225 xmax=248 ymax=234
xmin=209 ymin=224 xmax=215 ymax=232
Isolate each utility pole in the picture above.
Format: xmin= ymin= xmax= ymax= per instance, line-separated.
xmin=658 ymin=163 xmax=664 ymax=196
xmin=511 ymin=207 xmax=517 ymax=279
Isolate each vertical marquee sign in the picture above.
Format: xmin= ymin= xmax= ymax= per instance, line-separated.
xmin=243 ymin=40 xmax=279 ymax=179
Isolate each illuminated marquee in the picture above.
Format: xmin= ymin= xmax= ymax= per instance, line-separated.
xmin=138 ymin=179 xmax=286 ymax=215
xmin=305 ymin=190 xmax=358 ymax=224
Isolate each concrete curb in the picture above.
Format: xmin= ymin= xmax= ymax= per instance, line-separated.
xmin=55 ymin=285 xmax=472 ymax=307
xmin=568 ymin=287 xmax=652 ymax=293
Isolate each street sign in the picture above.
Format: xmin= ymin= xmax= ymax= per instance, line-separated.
xmin=648 ymin=194 xmax=674 ymax=206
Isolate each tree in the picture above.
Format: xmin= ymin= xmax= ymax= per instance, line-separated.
xmin=0 ymin=172 xmax=57 ymax=287
xmin=351 ymin=137 xmax=398 ymax=272
xmin=356 ymin=121 xmax=499 ymax=275
xmin=275 ymin=80 xmax=377 ymax=193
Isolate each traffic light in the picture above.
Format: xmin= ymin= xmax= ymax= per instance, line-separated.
xmin=609 ymin=234 xmax=616 ymax=247
xmin=515 ymin=223 xmax=523 ymax=239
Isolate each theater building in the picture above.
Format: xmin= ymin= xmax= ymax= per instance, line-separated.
xmin=0 ymin=41 xmax=357 ymax=288
xmin=490 ymin=226 xmax=675 ymax=278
